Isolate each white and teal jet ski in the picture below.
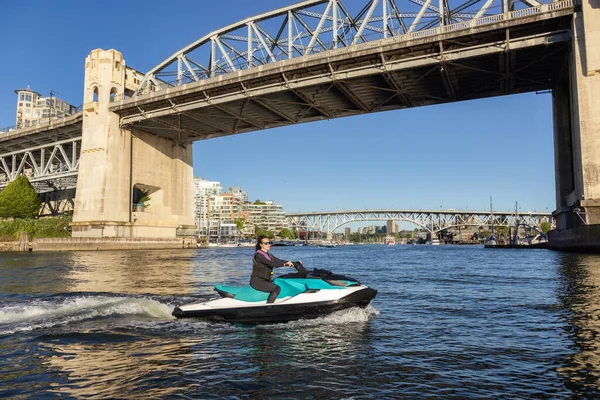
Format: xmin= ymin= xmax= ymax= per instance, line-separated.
xmin=172 ymin=267 xmax=377 ymax=323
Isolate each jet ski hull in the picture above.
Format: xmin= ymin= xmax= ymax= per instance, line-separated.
xmin=172 ymin=287 xmax=377 ymax=323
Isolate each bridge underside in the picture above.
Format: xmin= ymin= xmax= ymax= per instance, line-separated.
xmin=113 ymin=13 xmax=572 ymax=142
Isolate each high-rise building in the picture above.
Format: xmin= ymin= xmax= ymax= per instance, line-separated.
xmin=14 ymin=87 xmax=78 ymax=129
xmin=194 ymin=178 xmax=222 ymax=236
xmin=345 ymin=227 xmax=352 ymax=237
xmin=386 ymin=219 xmax=397 ymax=234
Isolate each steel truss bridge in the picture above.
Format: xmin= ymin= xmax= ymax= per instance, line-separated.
xmin=113 ymin=0 xmax=574 ymax=142
xmin=286 ymin=209 xmax=553 ymax=233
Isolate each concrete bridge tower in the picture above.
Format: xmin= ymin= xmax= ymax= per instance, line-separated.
xmin=71 ymin=49 xmax=195 ymax=238
xmin=550 ymin=1 xmax=600 ymax=250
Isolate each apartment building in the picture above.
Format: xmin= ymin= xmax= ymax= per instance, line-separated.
xmin=14 ymin=87 xmax=78 ymax=129
xmin=247 ymin=201 xmax=288 ymax=234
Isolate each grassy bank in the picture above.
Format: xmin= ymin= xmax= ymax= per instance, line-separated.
xmin=0 ymin=216 xmax=72 ymax=241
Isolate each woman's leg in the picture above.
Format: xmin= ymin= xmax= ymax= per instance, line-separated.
xmin=250 ymin=278 xmax=281 ymax=303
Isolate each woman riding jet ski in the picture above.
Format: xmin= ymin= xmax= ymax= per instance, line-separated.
xmin=172 ymin=237 xmax=377 ymax=323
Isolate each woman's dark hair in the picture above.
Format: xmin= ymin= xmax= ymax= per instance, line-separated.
xmin=255 ymin=235 xmax=268 ymax=251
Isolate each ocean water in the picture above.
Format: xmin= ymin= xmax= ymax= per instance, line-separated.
xmin=0 ymin=245 xmax=599 ymax=398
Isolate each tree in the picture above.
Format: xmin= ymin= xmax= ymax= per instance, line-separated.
xmin=280 ymin=228 xmax=296 ymax=239
xmin=255 ymin=226 xmax=274 ymax=239
xmin=138 ymin=189 xmax=151 ymax=207
xmin=0 ymin=176 xmax=41 ymax=218
xmin=234 ymin=217 xmax=246 ymax=232
xmin=253 ymin=199 xmax=266 ymax=205
xmin=494 ymin=225 xmax=509 ymax=236
xmin=539 ymin=221 xmax=552 ymax=234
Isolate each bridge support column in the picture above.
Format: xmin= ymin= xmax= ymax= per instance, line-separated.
xmin=71 ymin=49 xmax=195 ymax=238
xmin=549 ymin=3 xmax=600 ymax=251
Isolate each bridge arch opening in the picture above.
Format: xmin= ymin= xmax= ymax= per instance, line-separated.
xmin=92 ymin=87 xmax=99 ymax=103
xmin=109 ymin=88 xmax=118 ymax=103
xmin=132 ymin=184 xmax=161 ymax=213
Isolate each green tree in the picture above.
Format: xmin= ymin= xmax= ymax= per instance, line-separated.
xmin=280 ymin=228 xmax=296 ymax=239
xmin=494 ymin=225 xmax=509 ymax=236
xmin=539 ymin=221 xmax=552 ymax=234
xmin=0 ymin=176 xmax=41 ymax=219
xmin=253 ymin=199 xmax=266 ymax=205
xmin=139 ymin=189 xmax=151 ymax=207
xmin=255 ymin=226 xmax=274 ymax=239
xmin=234 ymin=217 xmax=246 ymax=233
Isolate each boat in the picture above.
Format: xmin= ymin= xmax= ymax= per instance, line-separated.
xmin=484 ymin=201 xmax=549 ymax=249
xmin=318 ymin=241 xmax=338 ymax=248
xmin=385 ymin=235 xmax=395 ymax=245
xmin=172 ymin=266 xmax=377 ymax=323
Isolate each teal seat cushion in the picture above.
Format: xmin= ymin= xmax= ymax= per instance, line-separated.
xmin=214 ymin=284 xmax=244 ymax=296
xmin=226 ymin=279 xmax=308 ymax=302
xmin=233 ymin=286 xmax=270 ymax=302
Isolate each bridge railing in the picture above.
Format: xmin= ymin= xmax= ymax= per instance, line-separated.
xmin=0 ymin=106 xmax=83 ymax=139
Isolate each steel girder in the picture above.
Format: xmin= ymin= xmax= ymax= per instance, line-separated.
xmin=286 ymin=209 xmax=553 ymax=233
xmin=0 ymin=137 xmax=81 ymax=191
xmin=135 ymin=0 xmax=566 ymax=95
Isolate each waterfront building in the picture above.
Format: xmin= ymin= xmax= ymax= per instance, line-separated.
xmin=194 ymin=178 xmax=222 ymax=220
xmin=193 ymin=178 xmax=255 ymax=240
xmin=358 ymin=225 xmax=378 ymax=235
xmin=194 ymin=178 xmax=222 ymax=236
xmin=345 ymin=227 xmax=352 ymax=237
xmin=209 ymin=192 xmax=250 ymax=236
xmin=14 ymin=87 xmax=78 ymax=129
xmin=247 ymin=200 xmax=289 ymax=234
xmin=193 ymin=178 xmax=288 ymax=238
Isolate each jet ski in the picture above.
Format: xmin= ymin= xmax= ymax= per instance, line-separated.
xmin=172 ymin=266 xmax=377 ymax=323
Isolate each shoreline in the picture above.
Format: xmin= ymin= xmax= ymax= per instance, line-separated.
xmin=0 ymin=237 xmax=198 ymax=252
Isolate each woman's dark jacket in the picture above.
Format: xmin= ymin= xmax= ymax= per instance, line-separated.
xmin=252 ymin=251 xmax=287 ymax=282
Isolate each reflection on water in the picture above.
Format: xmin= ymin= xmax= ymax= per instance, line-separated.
xmin=33 ymin=308 xmax=377 ymax=399
xmin=66 ymin=250 xmax=199 ymax=295
xmin=41 ymin=337 xmax=189 ymax=398
xmin=0 ymin=249 xmax=252 ymax=298
xmin=557 ymin=253 xmax=600 ymax=395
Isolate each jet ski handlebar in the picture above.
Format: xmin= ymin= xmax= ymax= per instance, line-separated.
xmin=292 ymin=261 xmax=308 ymax=277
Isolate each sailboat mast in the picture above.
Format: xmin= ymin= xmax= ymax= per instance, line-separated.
xmin=490 ymin=196 xmax=494 ymax=234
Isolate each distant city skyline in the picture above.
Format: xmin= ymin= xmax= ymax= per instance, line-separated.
xmin=0 ymin=1 xmax=556 ymax=215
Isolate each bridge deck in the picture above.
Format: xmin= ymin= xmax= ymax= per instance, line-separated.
xmin=0 ymin=113 xmax=83 ymax=153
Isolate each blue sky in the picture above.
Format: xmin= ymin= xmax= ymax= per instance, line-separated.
xmin=0 ymin=0 xmax=556 ymax=215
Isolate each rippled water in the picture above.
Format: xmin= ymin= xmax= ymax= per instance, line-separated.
xmin=1 ymin=245 xmax=600 ymax=398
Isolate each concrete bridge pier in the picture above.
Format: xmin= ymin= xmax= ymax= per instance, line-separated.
xmin=549 ymin=2 xmax=600 ymax=251
xmin=71 ymin=49 xmax=195 ymax=238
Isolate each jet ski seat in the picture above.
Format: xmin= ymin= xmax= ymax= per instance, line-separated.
xmin=215 ymin=279 xmax=308 ymax=302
